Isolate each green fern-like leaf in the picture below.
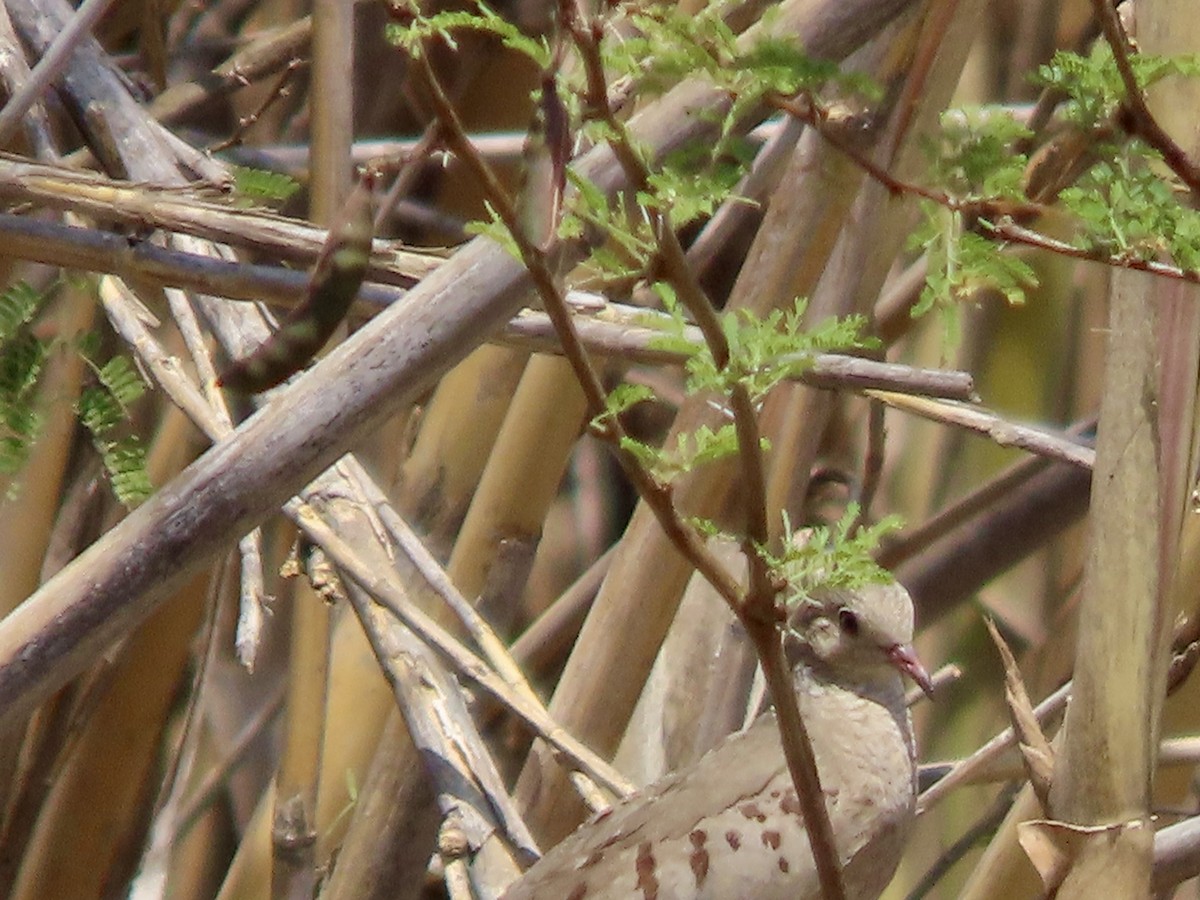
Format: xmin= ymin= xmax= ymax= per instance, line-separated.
xmin=78 ymin=385 xmax=125 ymax=436
xmin=77 ymin=354 xmax=152 ymax=507
xmin=910 ymin=205 xmax=1038 ymax=331
xmin=0 ymin=331 xmax=46 ymax=400
xmin=1059 ymin=148 xmax=1200 ymax=271
xmin=640 ymin=283 xmax=700 ymax=358
xmin=231 ymin=165 xmax=300 ymax=203
xmin=96 ymin=356 xmax=147 ymax=409
xmin=385 ymin=2 xmax=550 ymax=67
xmin=1034 ymin=45 xmax=1200 ymax=130
xmin=0 ymin=401 xmax=41 ymax=477
xmin=0 ymin=280 xmax=153 ymax=504
xmin=927 ymin=107 xmax=1032 ymax=200
xmin=732 ymin=36 xmax=878 ymax=100
xmin=560 ymin=175 xmax=658 ymax=279
xmin=680 ymin=297 xmax=877 ymax=402
xmin=463 ymin=201 xmax=523 ymax=261
xmin=674 ymin=422 xmax=743 ymax=469
xmin=600 ymin=382 xmax=657 ymax=419
xmin=613 ymin=6 xmax=738 ymax=89
xmin=0 ymin=279 xmax=53 ymax=486
xmin=687 ymin=514 xmax=723 ymax=538
xmin=619 ymin=433 xmax=679 ymax=481
xmin=0 ymin=281 xmax=46 ymax=344
xmin=639 ymin=155 xmax=750 ymax=229
xmin=93 ymin=437 xmax=152 ymax=507
xmin=0 ymin=436 xmax=29 ymax=476
xmin=767 ymin=505 xmax=904 ymax=600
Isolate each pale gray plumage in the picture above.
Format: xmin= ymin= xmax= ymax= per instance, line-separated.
xmin=500 ymin=581 xmax=928 ymax=900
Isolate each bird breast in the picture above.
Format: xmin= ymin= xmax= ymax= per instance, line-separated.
xmin=500 ymin=676 xmax=916 ymax=900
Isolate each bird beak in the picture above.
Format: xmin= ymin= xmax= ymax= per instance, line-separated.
xmin=888 ymin=643 xmax=935 ymax=699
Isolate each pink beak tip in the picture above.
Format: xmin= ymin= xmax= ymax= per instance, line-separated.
xmin=889 ymin=643 xmax=935 ymax=699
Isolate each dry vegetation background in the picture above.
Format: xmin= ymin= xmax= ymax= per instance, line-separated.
xmin=0 ymin=0 xmax=1197 ymax=898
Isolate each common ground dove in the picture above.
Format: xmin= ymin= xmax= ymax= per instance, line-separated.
xmin=499 ymin=581 xmax=930 ymax=900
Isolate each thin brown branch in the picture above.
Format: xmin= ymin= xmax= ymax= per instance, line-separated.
xmin=879 ymin=418 xmax=1095 ymax=569
xmin=340 ymin=579 xmax=541 ymax=866
xmin=773 ymin=94 xmax=951 ymax=206
xmin=731 ymin=383 xmax=775 ymax=610
xmin=348 ymin=469 xmax=546 ymax=708
xmin=415 ymin=27 xmax=836 ymax=881
xmin=654 ymin=209 xmax=733 ymax=370
xmin=0 ymin=157 xmax=440 ymax=285
xmin=508 ymin=549 xmax=613 ymax=684
xmin=150 ymin=17 xmax=316 ymax=125
xmin=175 ymin=683 xmax=286 ymax=836
xmin=562 ymin=4 xmax=732 ymax=372
xmin=506 ymin=307 xmax=979 ymax=399
xmin=643 ymin=203 xmax=782 ymax=595
xmin=895 ymin=459 xmax=1091 ymax=626
xmin=984 ymin=218 xmax=1200 ymax=285
xmin=408 ymin=39 xmax=746 ymax=612
xmin=745 ymin=616 xmax=846 ymax=900
xmin=879 ymin=455 xmax=1051 ymax=570
xmin=373 ymin=119 xmax=446 ymax=230
xmin=562 ymin=0 xmax=781 ymax=602
xmin=208 ymin=58 xmax=307 ymax=154
xmin=918 ymin=680 xmax=1072 ymax=812
xmin=410 ymin=53 xmax=524 ymax=241
xmin=559 ymin=7 xmax=844 ymax=898
xmin=777 ymin=91 xmax=1200 ymax=289
xmin=851 ymin=398 xmax=887 ymax=534
xmin=0 ymin=210 xmax=976 ymax=405
xmin=906 ymin=785 xmax=1019 ymax=900
xmin=291 ymin=504 xmax=637 ymax=800
xmin=1089 ymin=0 xmax=1200 ymax=198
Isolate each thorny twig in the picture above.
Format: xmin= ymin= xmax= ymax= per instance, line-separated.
xmin=208 ymin=58 xmax=308 ymax=154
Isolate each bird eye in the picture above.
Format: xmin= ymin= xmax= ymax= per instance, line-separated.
xmin=837 ymin=608 xmax=860 ymax=636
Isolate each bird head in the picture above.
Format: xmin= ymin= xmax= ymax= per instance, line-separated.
xmin=784 ymin=580 xmax=934 ymax=697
